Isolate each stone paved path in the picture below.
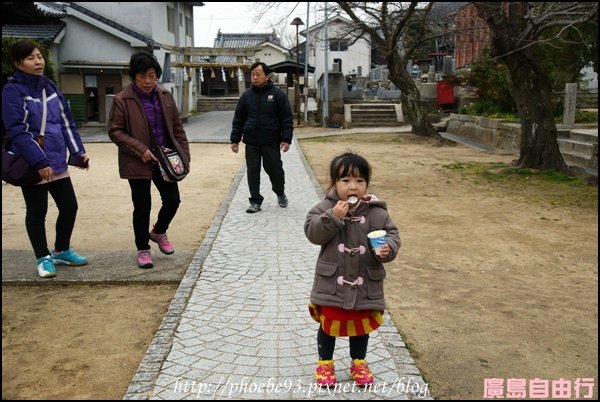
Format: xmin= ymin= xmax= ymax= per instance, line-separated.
xmin=124 ymin=127 xmax=430 ymax=400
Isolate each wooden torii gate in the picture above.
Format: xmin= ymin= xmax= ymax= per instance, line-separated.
xmin=162 ymin=45 xmax=258 ymax=118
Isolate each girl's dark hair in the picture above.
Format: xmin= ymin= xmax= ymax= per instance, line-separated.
xmin=128 ymin=51 xmax=162 ymax=80
xmin=11 ymin=39 xmax=44 ymax=68
xmin=329 ymin=152 xmax=372 ymax=189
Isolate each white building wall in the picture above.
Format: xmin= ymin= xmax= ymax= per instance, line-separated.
xmin=253 ymin=44 xmax=288 ymax=66
xmin=77 ymin=2 xmax=154 ymax=37
xmin=57 ymin=16 xmax=134 ymax=68
xmin=306 ymin=18 xmax=370 ymax=90
xmin=75 ymin=2 xmax=196 ymax=110
xmin=580 ymin=63 xmax=598 ymax=93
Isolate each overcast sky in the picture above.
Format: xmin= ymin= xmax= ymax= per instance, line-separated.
xmin=193 ymin=2 xmax=319 ymax=48
xmin=193 ymin=2 xmax=275 ymax=47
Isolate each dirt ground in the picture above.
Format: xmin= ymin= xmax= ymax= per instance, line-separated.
xmin=2 ymin=133 xmax=598 ymax=399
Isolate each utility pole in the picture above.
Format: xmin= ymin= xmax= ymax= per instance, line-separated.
xmin=290 ymin=17 xmax=305 ymax=126
xmin=323 ymin=2 xmax=329 ymax=128
xmin=304 ymin=2 xmax=310 ymax=124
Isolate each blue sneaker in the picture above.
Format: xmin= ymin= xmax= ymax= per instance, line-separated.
xmin=51 ymin=248 xmax=88 ymax=266
xmin=36 ymin=255 xmax=57 ymax=278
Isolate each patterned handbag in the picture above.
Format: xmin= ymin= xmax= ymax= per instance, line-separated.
xmin=153 ymin=145 xmax=188 ymax=182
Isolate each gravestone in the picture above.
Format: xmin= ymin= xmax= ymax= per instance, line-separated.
xmin=443 ymin=56 xmax=454 ymax=76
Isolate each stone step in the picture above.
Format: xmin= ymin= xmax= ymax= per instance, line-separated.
xmin=197 ymin=104 xmax=236 ymax=112
xmin=352 ymin=117 xmax=398 ymax=124
xmin=352 ymin=113 xmax=398 ymax=119
xmin=351 ymin=106 xmax=396 ymax=111
xmin=570 ymin=129 xmax=598 ymax=143
xmin=559 ymin=128 xmax=598 ymax=171
xmin=351 ymin=110 xmax=397 ymax=115
xmin=349 ymin=102 xmax=397 ymax=106
xmin=562 ymin=151 xmax=595 ymax=169
xmin=349 ymin=104 xmax=400 ymax=127
xmin=352 ymin=114 xmax=397 ymax=119
xmin=197 ymin=98 xmax=238 ymax=112
xmin=350 ymin=121 xmax=402 ymax=127
xmin=558 ymin=138 xmax=595 ymax=157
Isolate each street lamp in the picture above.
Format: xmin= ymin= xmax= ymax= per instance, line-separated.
xmin=290 ymin=17 xmax=304 ymax=126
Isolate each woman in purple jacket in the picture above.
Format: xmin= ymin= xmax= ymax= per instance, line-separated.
xmin=2 ymin=40 xmax=89 ymax=278
xmin=108 ymin=52 xmax=190 ymax=269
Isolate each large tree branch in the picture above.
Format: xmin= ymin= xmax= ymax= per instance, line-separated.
xmin=474 ymin=2 xmax=597 ymax=58
xmin=337 ymin=2 xmax=385 ymax=49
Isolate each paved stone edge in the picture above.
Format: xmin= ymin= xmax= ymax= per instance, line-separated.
xmin=124 ymin=143 xmax=432 ymax=399
xmin=123 ymin=162 xmax=246 ymax=400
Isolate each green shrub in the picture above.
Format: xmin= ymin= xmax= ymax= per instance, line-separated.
xmin=575 ymin=110 xmax=598 ymax=123
xmin=463 ymin=100 xmax=519 ymax=121
xmin=457 ymin=50 xmax=516 ymax=115
xmin=553 ymin=109 xmax=599 ymax=124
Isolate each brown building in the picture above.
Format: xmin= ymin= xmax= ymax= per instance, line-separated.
xmin=453 ymin=3 xmax=491 ymax=69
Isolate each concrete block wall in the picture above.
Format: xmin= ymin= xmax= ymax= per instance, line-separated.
xmin=446 ymin=113 xmax=520 ymax=153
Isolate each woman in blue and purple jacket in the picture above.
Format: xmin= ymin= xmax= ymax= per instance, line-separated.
xmin=2 ymin=39 xmax=89 ymax=278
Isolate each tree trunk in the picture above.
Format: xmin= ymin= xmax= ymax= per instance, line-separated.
xmin=401 ymin=90 xmax=439 ymax=137
xmin=504 ymin=54 xmax=569 ymax=172
xmin=388 ymin=59 xmax=439 ymax=137
xmin=473 ymin=2 xmax=574 ymax=174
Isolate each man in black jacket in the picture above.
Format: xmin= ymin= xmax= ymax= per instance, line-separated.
xmin=230 ymin=62 xmax=293 ymax=213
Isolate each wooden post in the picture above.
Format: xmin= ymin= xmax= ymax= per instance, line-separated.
xmin=181 ymin=54 xmax=190 ymax=121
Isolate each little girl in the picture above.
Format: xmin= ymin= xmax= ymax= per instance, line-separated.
xmin=305 ymin=152 xmax=401 ymax=387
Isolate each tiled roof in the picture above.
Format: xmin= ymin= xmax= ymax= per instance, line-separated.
xmin=1 ymin=2 xmax=65 ymax=25
xmin=35 ymin=2 xmax=68 ymax=18
xmin=2 ymin=24 xmax=65 ymax=42
xmin=213 ymin=31 xmax=281 ymax=64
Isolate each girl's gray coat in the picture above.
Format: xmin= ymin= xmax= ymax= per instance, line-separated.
xmin=304 ymin=190 xmax=401 ymax=311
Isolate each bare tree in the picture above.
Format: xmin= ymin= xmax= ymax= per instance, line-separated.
xmin=473 ymin=2 xmax=598 ymax=173
xmin=255 ymin=2 xmax=443 ymax=136
xmin=336 ymin=2 xmax=439 ymax=137
xmin=253 ymin=3 xmax=305 ymax=49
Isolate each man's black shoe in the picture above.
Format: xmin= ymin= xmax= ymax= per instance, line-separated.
xmin=246 ymin=203 xmax=261 ymax=213
xmin=277 ymin=194 xmax=288 ymax=208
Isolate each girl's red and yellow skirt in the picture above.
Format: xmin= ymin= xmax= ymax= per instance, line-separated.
xmin=309 ymin=303 xmax=384 ymax=337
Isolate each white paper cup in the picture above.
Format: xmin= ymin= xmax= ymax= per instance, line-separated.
xmin=367 ymin=230 xmax=387 ymax=255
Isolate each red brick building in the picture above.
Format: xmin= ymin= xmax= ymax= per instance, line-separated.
xmin=453 ymin=3 xmax=490 ymax=69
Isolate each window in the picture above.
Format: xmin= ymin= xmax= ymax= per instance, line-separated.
xmin=185 ymin=16 xmax=192 ymax=36
xmin=329 ymin=39 xmax=348 ymax=52
xmin=167 ymin=6 xmax=174 ymax=33
xmin=179 ymin=12 xmax=183 ymax=27
xmin=333 ymin=58 xmax=342 ymax=73
xmin=84 ymin=75 xmax=97 ymax=88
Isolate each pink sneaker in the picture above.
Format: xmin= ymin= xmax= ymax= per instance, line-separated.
xmin=137 ymin=250 xmax=153 ymax=269
xmin=150 ymin=230 xmax=174 ymax=254
xmin=351 ymin=359 xmax=374 ymax=386
xmin=315 ymin=359 xmax=336 ymax=387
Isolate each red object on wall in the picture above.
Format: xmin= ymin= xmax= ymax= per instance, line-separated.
xmin=436 ymin=80 xmax=455 ymax=106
